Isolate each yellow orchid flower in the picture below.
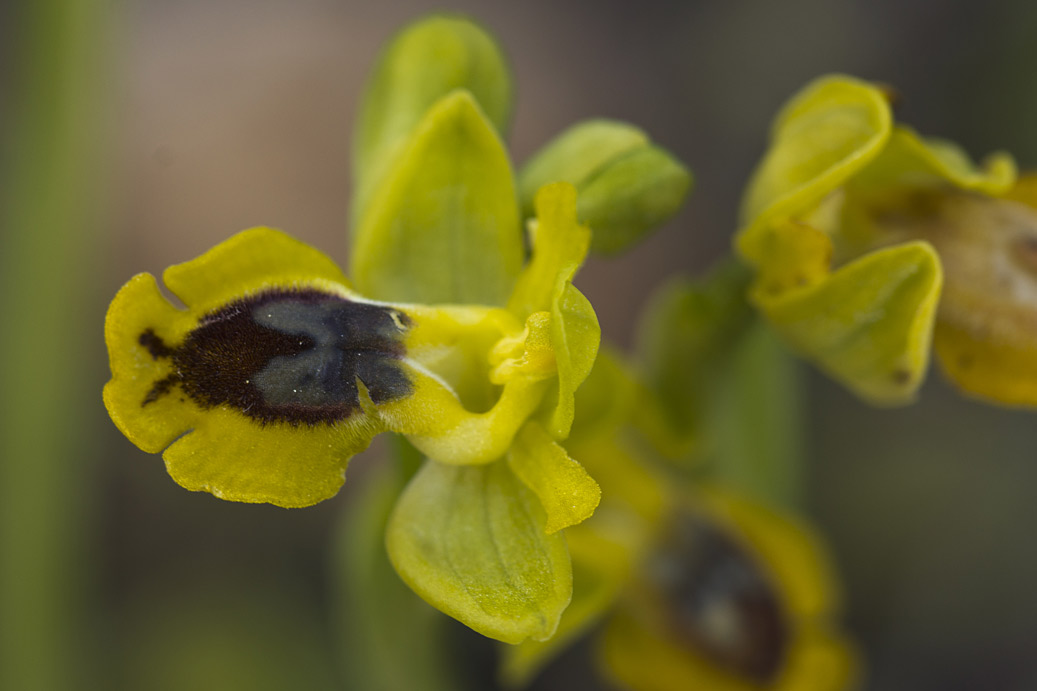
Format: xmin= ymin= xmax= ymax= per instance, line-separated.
xmin=599 ymin=488 xmax=855 ymax=691
xmin=104 ymin=182 xmax=598 ymax=510
xmin=737 ymin=74 xmax=1034 ymax=406
xmin=497 ymin=352 xmax=855 ymax=690
xmin=105 ymin=12 xmax=693 ymax=648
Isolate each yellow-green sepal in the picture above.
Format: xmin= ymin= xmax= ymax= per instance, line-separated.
xmin=850 ymin=125 xmax=1017 ymax=195
xmin=518 ymin=120 xmax=692 ymax=255
xmin=507 ymin=422 xmax=600 ymax=534
xmin=351 ymin=89 xmax=523 ymax=305
xmin=351 ymin=15 xmax=512 ymax=224
xmin=738 ymin=74 xmax=891 ymax=264
xmin=509 ymin=183 xmax=599 ymax=439
xmin=385 ymin=458 xmax=573 ymax=645
xmin=756 ymin=240 xmax=943 ymax=405
xmin=498 ymin=541 xmax=628 ymax=688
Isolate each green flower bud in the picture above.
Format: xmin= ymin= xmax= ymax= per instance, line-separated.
xmin=351 ymin=15 xmax=513 ymax=225
xmin=519 ymin=120 xmax=693 ymax=255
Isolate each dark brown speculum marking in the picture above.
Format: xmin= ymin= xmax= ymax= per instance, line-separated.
xmin=645 ymin=512 xmax=789 ymax=683
xmin=139 ymin=288 xmax=412 ymax=425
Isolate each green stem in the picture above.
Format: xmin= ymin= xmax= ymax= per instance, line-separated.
xmin=710 ymin=317 xmax=806 ymax=509
xmin=0 ymin=2 xmax=112 ymax=688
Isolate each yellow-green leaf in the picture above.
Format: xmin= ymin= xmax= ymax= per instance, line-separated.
xmin=352 ymin=90 xmax=523 ymax=305
xmin=756 ymin=241 xmax=942 ymax=405
xmin=352 ymin=15 xmax=512 ymax=224
xmin=386 ymin=458 xmax=572 ymax=645
xmin=507 ymin=422 xmax=600 ymax=534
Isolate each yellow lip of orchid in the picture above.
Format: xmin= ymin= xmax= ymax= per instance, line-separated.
xmin=599 ymin=488 xmax=856 ymax=691
xmin=737 ymin=73 xmax=1027 ymax=406
xmin=103 ymin=191 xmax=598 ymax=509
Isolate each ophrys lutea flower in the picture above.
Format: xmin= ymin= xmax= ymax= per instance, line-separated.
xmin=737 ymin=74 xmax=1037 ymax=406
xmin=104 ymin=182 xmax=598 ymax=512
xmin=105 ymin=12 xmax=695 ymax=647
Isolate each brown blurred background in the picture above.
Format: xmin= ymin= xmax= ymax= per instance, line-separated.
xmin=4 ymin=0 xmax=1037 ymax=689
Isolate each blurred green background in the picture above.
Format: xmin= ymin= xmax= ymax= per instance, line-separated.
xmin=3 ymin=1 xmax=1037 ymax=689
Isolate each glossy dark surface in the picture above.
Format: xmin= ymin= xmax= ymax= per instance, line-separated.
xmin=140 ymin=288 xmax=411 ymax=425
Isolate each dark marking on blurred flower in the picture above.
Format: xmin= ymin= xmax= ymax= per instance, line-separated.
xmin=647 ymin=512 xmax=789 ymax=683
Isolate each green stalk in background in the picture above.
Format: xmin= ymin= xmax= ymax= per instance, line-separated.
xmin=0 ymin=2 xmax=112 ymax=689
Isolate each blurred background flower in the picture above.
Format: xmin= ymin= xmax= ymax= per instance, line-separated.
xmin=3 ymin=1 xmax=1037 ymax=689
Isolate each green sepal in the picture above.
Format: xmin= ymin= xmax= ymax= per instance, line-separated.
xmin=332 ymin=457 xmax=464 ymax=691
xmin=386 ymin=458 xmax=572 ymax=645
xmin=518 ymin=120 xmax=692 ymax=255
xmin=738 ymin=74 xmax=892 ymax=264
xmin=506 ymin=422 xmax=600 ymax=534
xmin=352 ymin=15 xmax=512 ymax=225
xmin=757 ymin=241 xmax=943 ymax=405
xmin=351 ymin=90 xmax=523 ymax=305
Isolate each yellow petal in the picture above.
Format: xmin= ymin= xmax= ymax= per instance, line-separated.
xmin=163 ymin=407 xmax=381 ymax=507
xmin=508 ymin=182 xmax=591 ymax=318
xmin=752 ymin=221 xmax=834 ymax=298
xmin=163 ymin=226 xmax=350 ymax=314
xmin=599 ymin=489 xmax=853 ymax=691
xmin=104 ymin=272 xmax=202 ymax=453
xmin=600 ymin=609 xmax=855 ymax=691
xmin=756 ymin=240 xmax=942 ymax=405
xmin=379 ymin=363 xmax=548 ymax=465
xmin=509 ymin=183 xmax=600 ymax=439
xmin=907 ymin=192 xmax=1037 ymax=406
xmin=934 ymin=321 xmax=1037 ymax=406
xmin=507 ymin=422 xmax=601 ymax=534
xmin=489 ymin=311 xmax=557 ymax=384
xmin=851 ymin=125 xmax=1016 ymax=195
xmin=738 ymin=75 xmax=892 ymax=264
